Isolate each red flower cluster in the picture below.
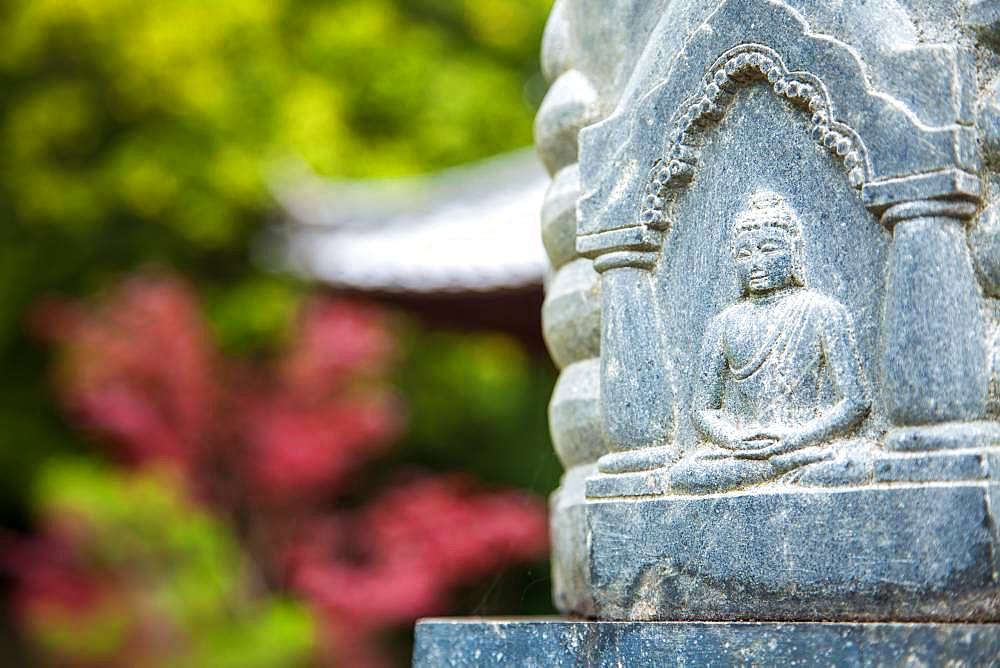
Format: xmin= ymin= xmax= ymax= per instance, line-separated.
xmin=35 ymin=278 xmax=217 ymax=470
xmin=18 ymin=274 xmax=549 ymax=667
xmin=6 ymin=534 xmax=115 ymax=618
xmin=289 ymin=476 xmax=548 ymax=666
xmin=292 ymin=475 xmax=548 ymax=626
xmin=34 ymin=276 xmax=401 ymax=499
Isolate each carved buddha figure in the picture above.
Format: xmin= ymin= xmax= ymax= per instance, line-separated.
xmin=670 ymin=190 xmax=871 ymax=494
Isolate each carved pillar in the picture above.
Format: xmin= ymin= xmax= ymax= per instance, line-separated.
xmin=879 ymin=198 xmax=989 ymax=425
xmin=591 ymin=249 xmax=677 ymax=473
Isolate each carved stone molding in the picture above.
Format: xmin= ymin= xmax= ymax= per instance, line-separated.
xmin=637 ymin=44 xmax=870 ymax=235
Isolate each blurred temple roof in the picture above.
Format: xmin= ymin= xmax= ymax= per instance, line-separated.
xmin=267 ymin=149 xmax=549 ymax=293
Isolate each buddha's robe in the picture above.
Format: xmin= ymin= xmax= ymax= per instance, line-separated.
xmin=726 ymin=289 xmax=836 ymax=428
xmin=671 ymin=288 xmax=869 ymax=494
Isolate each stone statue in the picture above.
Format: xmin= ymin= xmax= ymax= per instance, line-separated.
xmin=537 ymin=0 xmax=1000 ymax=632
xmin=671 ymin=190 xmax=871 ymax=493
xmin=416 ymin=1 xmax=1000 ymax=664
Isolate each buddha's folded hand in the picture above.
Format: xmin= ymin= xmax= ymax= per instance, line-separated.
xmin=731 ymin=444 xmax=780 ymax=460
xmin=744 ymin=425 xmax=797 ymax=442
xmin=714 ymin=425 xmax=781 ymax=450
xmin=770 ymin=446 xmax=831 ymax=471
xmin=731 ymin=433 xmax=809 ymax=460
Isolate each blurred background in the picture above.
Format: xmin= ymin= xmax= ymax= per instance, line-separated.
xmin=0 ymin=1 xmax=560 ymax=665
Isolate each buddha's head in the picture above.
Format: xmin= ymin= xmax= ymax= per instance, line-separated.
xmin=731 ymin=190 xmax=806 ymax=297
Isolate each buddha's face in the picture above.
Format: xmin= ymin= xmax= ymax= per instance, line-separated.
xmin=733 ymin=227 xmax=796 ymax=296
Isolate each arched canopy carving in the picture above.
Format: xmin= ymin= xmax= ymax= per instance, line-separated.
xmin=637 ymin=43 xmax=870 ymax=234
xmin=576 ymin=0 xmax=979 ymax=260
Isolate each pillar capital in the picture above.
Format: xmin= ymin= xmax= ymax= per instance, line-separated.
xmin=880 ymin=198 xmax=978 ymax=230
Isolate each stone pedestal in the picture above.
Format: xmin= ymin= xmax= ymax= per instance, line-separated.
xmin=585 ymin=480 xmax=1000 ymax=622
xmin=414 ymin=619 xmax=1000 ymax=667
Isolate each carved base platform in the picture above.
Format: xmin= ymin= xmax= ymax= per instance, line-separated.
xmin=413 ymin=619 xmax=1000 ymax=667
xmin=553 ymin=466 xmax=1000 ymax=622
xmin=586 ymin=445 xmax=1000 ymax=497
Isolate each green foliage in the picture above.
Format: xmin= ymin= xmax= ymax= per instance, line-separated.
xmin=30 ymin=460 xmax=316 ymax=667
xmin=1 ymin=0 xmax=549 ymax=240
xmin=396 ymin=329 xmax=559 ymax=495
xmin=0 ymin=0 xmax=553 ymax=514
xmin=204 ymin=275 xmax=305 ymax=355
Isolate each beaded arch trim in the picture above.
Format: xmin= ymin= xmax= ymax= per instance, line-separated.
xmin=638 ymin=43 xmax=871 ymax=230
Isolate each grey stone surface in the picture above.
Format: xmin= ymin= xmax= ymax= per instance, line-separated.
xmin=577 ymin=4 xmax=985 ymax=470
xmin=972 ymin=199 xmax=1000 ymax=298
xmin=533 ymin=0 xmax=1000 ymax=636
xmin=542 ymin=258 xmax=600 ymax=370
xmin=548 ymin=359 xmax=609 ymax=469
xmin=535 ymin=70 xmax=600 ymax=176
xmin=969 ymin=0 xmax=1000 ymax=35
xmin=541 ymin=164 xmax=581 ymax=269
xmin=540 ymin=0 xmax=574 ymax=86
xmin=536 ymin=0 xmax=601 ymax=533
xmin=576 ymin=449 xmax=1000 ymax=617
xmin=588 ymin=482 xmax=1000 ymax=621
xmin=549 ymin=465 xmax=595 ymax=616
xmin=414 ymin=619 xmax=1000 ymax=667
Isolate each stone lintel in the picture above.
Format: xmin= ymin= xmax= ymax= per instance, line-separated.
xmin=861 ymin=168 xmax=981 ymax=211
xmin=413 ymin=619 xmax=1000 ymax=667
xmin=576 ymin=225 xmax=661 ymax=257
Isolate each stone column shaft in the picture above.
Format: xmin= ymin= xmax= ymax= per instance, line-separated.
xmin=880 ymin=199 xmax=989 ymax=424
xmin=598 ymin=257 xmax=674 ymax=453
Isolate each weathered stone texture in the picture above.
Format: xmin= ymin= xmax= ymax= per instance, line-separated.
xmin=540 ymin=164 xmax=581 ymax=270
xmin=542 ymin=259 xmax=600 ymax=370
xmin=414 ymin=620 xmax=1000 ymax=667
xmin=549 ymin=464 xmax=595 ymax=616
xmin=548 ymin=359 xmax=607 ymax=468
xmin=588 ymin=482 xmax=1000 ymax=622
xmin=535 ymin=71 xmax=599 ymax=176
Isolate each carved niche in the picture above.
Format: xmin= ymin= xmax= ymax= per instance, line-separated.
xmin=574 ymin=0 xmax=988 ymax=497
xmin=540 ymin=0 xmax=1000 ymax=626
